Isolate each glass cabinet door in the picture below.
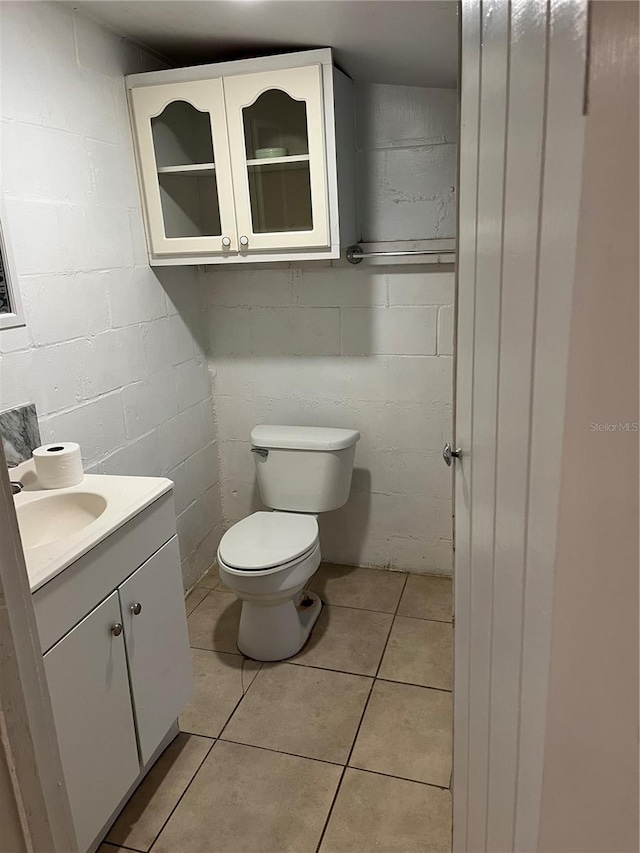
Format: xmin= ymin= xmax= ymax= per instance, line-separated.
xmin=129 ymin=79 xmax=237 ymax=257
xmin=224 ymin=65 xmax=330 ymax=253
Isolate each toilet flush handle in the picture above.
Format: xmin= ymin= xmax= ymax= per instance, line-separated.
xmin=251 ymin=447 xmax=269 ymax=458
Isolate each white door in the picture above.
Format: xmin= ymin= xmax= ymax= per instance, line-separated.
xmin=224 ymin=65 xmax=330 ymax=252
xmin=129 ymin=79 xmax=237 ymax=256
xmin=119 ymin=536 xmax=193 ymax=765
xmin=44 ymin=592 xmax=139 ymax=852
xmin=453 ymin=2 xmax=588 ymax=851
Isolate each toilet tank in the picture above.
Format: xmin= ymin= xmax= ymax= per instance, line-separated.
xmin=250 ymin=425 xmax=360 ymax=513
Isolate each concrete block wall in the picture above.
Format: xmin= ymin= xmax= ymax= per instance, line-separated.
xmin=355 ymin=83 xmax=457 ymax=241
xmin=0 ymin=2 xmax=222 ymax=590
xmin=203 ymin=261 xmax=455 ymax=575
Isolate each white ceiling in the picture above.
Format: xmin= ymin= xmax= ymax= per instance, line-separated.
xmin=66 ymin=0 xmax=459 ymax=88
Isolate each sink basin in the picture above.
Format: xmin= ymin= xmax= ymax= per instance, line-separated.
xmin=9 ymin=458 xmax=173 ymax=591
xmin=16 ymin=492 xmax=108 ymax=550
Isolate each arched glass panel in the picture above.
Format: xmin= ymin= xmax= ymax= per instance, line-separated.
xmin=242 ymin=90 xmax=313 ymax=233
xmin=150 ymin=101 xmax=220 ymax=239
xmin=151 ymin=101 xmax=214 ymax=168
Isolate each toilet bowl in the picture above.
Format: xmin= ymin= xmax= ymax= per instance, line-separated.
xmin=217 ymin=511 xmax=322 ymax=660
xmin=216 ymin=425 xmax=360 ymax=662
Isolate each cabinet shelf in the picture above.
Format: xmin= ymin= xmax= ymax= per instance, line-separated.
xmin=157 ymin=163 xmax=216 ymax=176
xmin=246 ymin=154 xmax=310 ymax=170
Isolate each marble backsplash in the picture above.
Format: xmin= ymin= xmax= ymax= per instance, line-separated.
xmin=0 ymin=403 xmax=41 ymax=465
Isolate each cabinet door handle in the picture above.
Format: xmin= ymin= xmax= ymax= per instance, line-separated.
xmin=239 ymin=235 xmax=249 ymax=248
xmin=130 ymin=602 xmax=142 ymax=616
xmin=111 ymin=623 xmax=123 ymax=637
xmin=221 ymin=236 xmax=231 ymax=248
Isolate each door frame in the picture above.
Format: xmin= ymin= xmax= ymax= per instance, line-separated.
xmin=453 ymin=1 xmax=588 ymax=851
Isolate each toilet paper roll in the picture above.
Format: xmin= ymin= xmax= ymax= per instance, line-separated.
xmin=33 ymin=442 xmax=84 ymax=489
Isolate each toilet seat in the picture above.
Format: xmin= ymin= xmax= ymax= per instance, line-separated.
xmin=218 ymin=511 xmax=319 ymax=572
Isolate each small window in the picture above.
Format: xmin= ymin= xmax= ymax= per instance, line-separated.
xmin=0 ymin=205 xmax=25 ymax=331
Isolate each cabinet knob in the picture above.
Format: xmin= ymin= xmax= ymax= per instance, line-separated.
xmin=130 ymin=602 xmax=142 ymax=616
xmin=111 ymin=623 xmax=123 ymax=637
xmin=239 ymin=235 xmax=249 ymax=248
xmin=221 ymin=236 xmax=231 ymax=248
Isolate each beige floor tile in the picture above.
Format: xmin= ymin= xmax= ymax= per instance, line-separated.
xmin=106 ymin=732 xmax=212 ymax=851
xmin=152 ymin=740 xmax=341 ymax=853
xmin=293 ymin=605 xmax=393 ymax=676
xmin=180 ymin=649 xmax=261 ymax=738
xmin=196 ymin=564 xmax=219 ymax=589
xmin=184 ymin=585 xmax=209 ymax=617
xmin=320 ymin=768 xmax=452 ymax=853
xmin=187 ymin=589 xmax=240 ymax=654
xmin=350 ymin=680 xmax=452 ymax=787
xmin=310 ymin=564 xmax=406 ymax=613
xmin=378 ymin=617 xmax=453 ymax=690
xmin=398 ymin=574 xmax=453 ymax=622
xmin=222 ymin=663 xmax=372 ymax=764
xmin=98 ymin=846 xmax=129 ymax=852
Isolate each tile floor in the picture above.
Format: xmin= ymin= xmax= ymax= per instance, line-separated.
xmin=101 ymin=564 xmax=453 ymax=853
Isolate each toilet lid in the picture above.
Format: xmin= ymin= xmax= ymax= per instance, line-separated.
xmin=218 ymin=512 xmax=319 ymax=571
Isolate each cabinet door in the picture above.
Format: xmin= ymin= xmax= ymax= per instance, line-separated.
xmin=119 ymin=536 xmax=193 ymax=765
xmin=44 ymin=592 xmax=139 ymax=853
xmin=224 ymin=65 xmax=330 ymax=252
xmin=129 ymin=79 xmax=237 ymax=256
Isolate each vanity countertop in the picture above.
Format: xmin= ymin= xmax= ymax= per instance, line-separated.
xmin=12 ymin=459 xmax=173 ymax=592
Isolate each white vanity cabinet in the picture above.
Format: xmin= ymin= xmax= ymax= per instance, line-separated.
xmin=43 ymin=592 xmax=141 ymax=853
xmin=126 ymin=49 xmax=356 ymax=265
xmin=119 ymin=537 xmax=192 ymax=765
xmin=34 ymin=492 xmax=192 ymax=853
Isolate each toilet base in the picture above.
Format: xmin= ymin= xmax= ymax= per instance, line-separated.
xmin=237 ymin=590 xmax=322 ymax=661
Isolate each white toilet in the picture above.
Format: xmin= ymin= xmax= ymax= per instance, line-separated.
xmin=217 ymin=424 xmax=360 ymax=661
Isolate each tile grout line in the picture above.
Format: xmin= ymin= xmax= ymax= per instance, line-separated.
xmin=134 ymin=735 xmax=217 ymax=853
xmin=184 ymin=588 xmax=212 ymax=618
xmin=158 ymin=733 xmax=453 ymax=797
xmin=395 ymin=612 xmax=454 ymax=625
xmin=272 ymin=657 xmax=452 ymax=693
xmin=214 ymin=656 xmax=266 ymax=742
xmin=313 ymin=572 xmax=409 ymax=853
xmin=189 ymin=569 xmax=453 ymax=620
xmin=339 ymin=763 xmax=452 ymax=794
xmin=284 ymin=657 xmax=387 ymax=679
xmin=375 ymin=674 xmax=452 ymax=694
xmin=214 ymin=737 xmax=345 ymax=769
xmin=189 ymin=643 xmax=243 ymax=655
xmin=374 ymin=574 xmax=409 ymax=680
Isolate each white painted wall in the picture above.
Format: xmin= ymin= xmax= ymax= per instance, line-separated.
xmin=355 ymin=83 xmax=457 ymax=241
xmin=0 ymin=2 xmax=222 ymax=590
xmin=203 ymin=260 xmax=454 ymax=574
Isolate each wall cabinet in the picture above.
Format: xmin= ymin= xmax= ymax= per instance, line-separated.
xmin=127 ymin=49 xmax=355 ymax=265
xmin=35 ymin=496 xmax=192 ymax=852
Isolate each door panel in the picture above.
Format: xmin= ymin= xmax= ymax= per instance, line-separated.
xmin=224 ymin=65 xmax=330 ymax=252
xmin=129 ymin=79 xmax=237 ymax=256
xmin=44 ymin=592 xmax=139 ymax=852
xmin=453 ymin=2 xmax=588 ymax=851
xmin=119 ymin=536 xmax=193 ymax=765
